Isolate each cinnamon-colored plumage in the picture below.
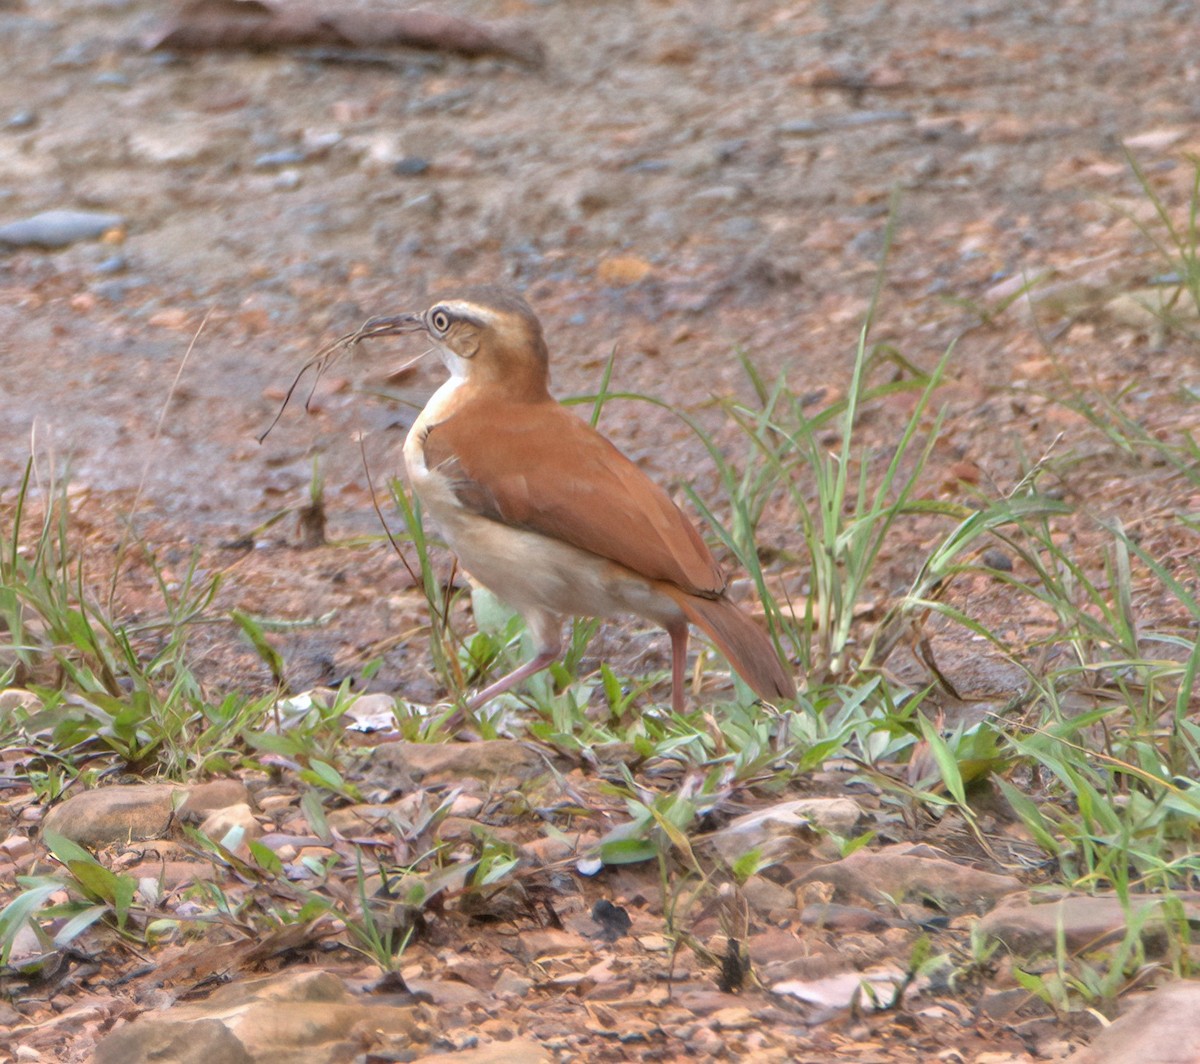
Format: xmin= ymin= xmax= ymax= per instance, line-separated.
xmin=361 ymin=286 xmax=795 ymax=713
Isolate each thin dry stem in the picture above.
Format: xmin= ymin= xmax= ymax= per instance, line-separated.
xmin=258 ymin=318 xmax=426 ymax=443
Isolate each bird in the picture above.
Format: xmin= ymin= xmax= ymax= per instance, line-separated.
xmin=358 ymin=286 xmax=795 ymax=714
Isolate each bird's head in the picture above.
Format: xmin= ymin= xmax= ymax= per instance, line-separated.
xmin=360 ymin=286 xmax=550 ymax=395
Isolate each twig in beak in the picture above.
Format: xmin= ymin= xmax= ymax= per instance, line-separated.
xmin=258 ymin=315 xmax=425 ymax=444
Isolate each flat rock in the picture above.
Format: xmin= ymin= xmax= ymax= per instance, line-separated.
xmin=0 ymin=688 xmax=41 ymax=712
xmin=95 ymin=1018 xmax=253 ymax=1064
xmin=0 ymin=209 xmax=123 ymax=248
xmin=42 ymin=779 xmax=254 ymax=849
xmin=129 ymin=126 xmax=224 ymax=166
xmin=1064 ymin=981 xmax=1200 ymax=1063
xmin=360 ymin=739 xmax=555 ymax=790
xmin=41 ymin=783 xmax=182 ymax=848
xmin=773 ymin=965 xmax=907 ymax=1015
xmin=979 ymin=891 xmax=1200 ymax=954
xmin=741 ymin=873 xmax=797 ymax=914
xmin=798 ymin=843 xmax=1020 ymax=912
xmin=709 ymin=797 xmax=865 ymax=862
xmin=408 ymin=1039 xmax=552 ymax=1064
xmin=799 ymin=902 xmax=898 ymax=932
xmin=93 ymin=969 xmax=425 ymax=1064
xmin=179 ymin=779 xmax=252 ymax=816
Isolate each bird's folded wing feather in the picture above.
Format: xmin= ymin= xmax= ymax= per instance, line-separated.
xmin=422 ymin=399 xmax=726 ymax=597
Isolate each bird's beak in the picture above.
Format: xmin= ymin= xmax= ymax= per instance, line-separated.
xmin=354 ymin=311 xmax=426 ymax=339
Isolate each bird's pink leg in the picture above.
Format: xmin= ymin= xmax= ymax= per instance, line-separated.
xmin=467 ymin=649 xmax=561 ymax=709
xmin=466 ymin=610 xmax=563 ymax=710
xmin=667 ymin=619 xmax=689 ymax=714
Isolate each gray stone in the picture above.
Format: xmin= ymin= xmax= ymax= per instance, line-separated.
xmin=0 ymin=209 xmax=124 ymax=249
xmin=254 ymin=149 xmax=306 ymax=169
xmin=393 ymin=156 xmax=431 ymax=176
xmin=4 ymin=110 xmax=36 ymax=130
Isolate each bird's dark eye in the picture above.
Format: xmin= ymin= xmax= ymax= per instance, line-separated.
xmin=429 ymin=308 xmax=451 ymax=333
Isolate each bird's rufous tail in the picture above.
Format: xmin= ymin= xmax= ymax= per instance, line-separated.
xmin=662 ymin=587 xmax=796 ymax=702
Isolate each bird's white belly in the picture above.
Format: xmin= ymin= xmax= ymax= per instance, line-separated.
xmin=403 ymin=390 xmax=681 ymax=627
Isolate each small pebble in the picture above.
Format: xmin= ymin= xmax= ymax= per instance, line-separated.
xmin=254 ymin=148 xmax=306 ymax=169
xmin=92 ymin=277 xmax=145 ymax=302
xmin=981 ymin=548 xmax=1013 ymax=572
xmin=51 ymin=42 xmax=96 ymax=68
xmin=0 ymin=209 xmax=125 ymax=249
xmin=779 ymin=119 xmax=821 ymax=136
xmin=4 ymin=110 xmax=36 ymax=130
xmin=94 ymin=254 xmax=128 ymax=274
xmin=393 ymin=156 xmax=430 ymax=176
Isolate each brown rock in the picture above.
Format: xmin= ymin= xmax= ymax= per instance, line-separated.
xmin=42 ymin=778 xmax=257 ymax=850
xmin=519 ymin=833 xmax=577 ymax=865
xmin=408 ymin=1038 xmax=552 ymax=1064
xmin=798 ymin=843 xmax=1019 ymax=911
xmin=325 ymin=803 xmax=404 ymax=835
xmin=124 ymin=859 xmax=220 ymax=889
xmin=0 ymin=688 xmax=41 ymax=713
xmin=94 ymin=1018 xmax=252 ymax=1064
xmin=799 ymin=903 xmax=897 ymax=932
xmin=517 ymin=928 xmax=590 ymax=960
xmin=979 ymin=892 xmax=1200 ymax=954
xmin=41 ymin=783 xmax=182 ymax=848
xmin=199 ymin=803 xmax=263 ymax=844
xmin=95 ymin=969 xmax=424 ymax=1064
xmin=741 ymin=874 xmax=796 ymax=916
xmin=361 ymin=740 xmax=554 ymax=790
xmin=1064 ymin=981 xmax=1200 ymax=1064
xmin=405 ymin=978 xmax=488 ymax=1008
xmin=597 ymin=255 xmax=653 ymax=286
xmin=709 ymin=798 xmax=864 ymax=864
xmin=179 ymin=779 xmax=252 ymax=816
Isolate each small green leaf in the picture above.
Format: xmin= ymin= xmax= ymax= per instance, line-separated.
xmin=597 ymin=837 xmax=659 ymax=866
xmin=42 ymin=830 xmax=97 ymax=868
xmin=230 ymin=609 xmax=286 ymax=685
xmin=247 ymin=839 xmax=284 ymax=875
xmin=730 ymin=849 xmax=764 ymax=883
xmin=52 ymin=904 xmax=109 ymax=947
xmin=301 ymin=790 xmax=331 ymax=841
xmin=917 ymin=715 xmax=967 ymax=807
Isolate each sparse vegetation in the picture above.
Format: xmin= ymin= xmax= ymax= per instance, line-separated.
xmin=5 ymin=156 xmax=1200 ymax=1060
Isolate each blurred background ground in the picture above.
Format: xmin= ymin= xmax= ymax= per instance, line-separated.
xmin=3 ymin=0 xmax=1200 ymax=695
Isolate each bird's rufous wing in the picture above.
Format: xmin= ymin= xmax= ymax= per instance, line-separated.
xmin=421 ymin=398 xmax=726 ymax=598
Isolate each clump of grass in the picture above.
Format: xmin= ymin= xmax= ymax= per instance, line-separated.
xmin=1123 ymin=147 xmax=1200 ymax=324
xmin=0 ymin=456 xmax=275 ymax=779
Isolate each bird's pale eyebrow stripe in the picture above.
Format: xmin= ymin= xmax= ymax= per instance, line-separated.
xmin=441 ymin=302 xmax=497 ymax=328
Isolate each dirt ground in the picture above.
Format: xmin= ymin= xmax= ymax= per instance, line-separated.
xmin=4 ymin=0 xmax=1200 ymax=1060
